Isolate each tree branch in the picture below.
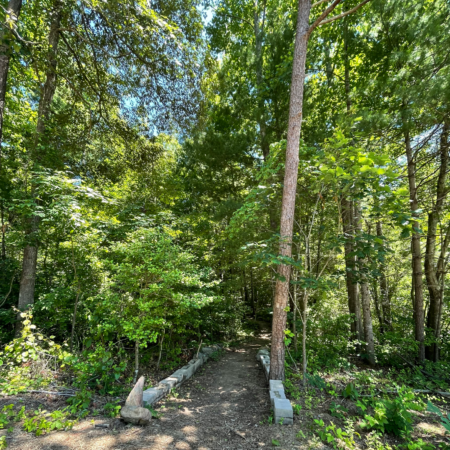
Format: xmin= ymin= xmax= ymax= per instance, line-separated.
xmin=318 ymin=0 xmax=372 ymax=27
xmin=308 ymin=0 xmax=343 ymax=37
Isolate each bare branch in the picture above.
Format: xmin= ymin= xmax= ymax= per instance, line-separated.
xmin=308 ymin=0 xmax=343 ymax=37
xmin=318 ymin=0 xmax=372 ymax=27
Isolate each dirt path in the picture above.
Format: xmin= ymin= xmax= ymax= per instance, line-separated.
xmin=5 ymin=336 xmax=304 ymax=449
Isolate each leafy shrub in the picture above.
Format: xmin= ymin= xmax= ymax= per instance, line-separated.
xmin=315 ymin=419 xmax=358 ymax=449
xmin=330 ymin=401 xmax=348 ymax=419
xmin=65 ymin=343 xmax=127 ymax=396
xmin=342 ymin=382 xmax=359 ymax=400
xmin=0 ymin=314 xmax=69 ymax=394
xmin=360 ymin=386 xmax=425 ymax=436
xmin=23 ymin=408 xmax=76 ymax=436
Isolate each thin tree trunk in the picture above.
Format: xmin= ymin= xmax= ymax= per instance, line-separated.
xmin=156 ymin=329 xmax=165 ymax=371
xmin=355 ymin=204 xmax=375 ymax=365
xmin=342 ymin=197 xmax=362 ymax=340
xmin=250 ymin=268 xmax=256 ymax=318
xmin=293 ymin=271 xmax=298 ymax=352
xmin=372 ymin=280 xmax=384 ymax=334
xmin=302 ymin=291 xmax=308 ymax=385
xmin=270 ymin=0 xmax=311 ymax=381
xmin=69 ymin=238 xmax=81 ymax=353
xmin=70 ymin=292 xmax=80 ymax=352
xmin=16 ymin=0 xmax=62 ymax=330
xmin=425 ymin=119 xmax=449 ymax=361
xmin=376 ymin=221 xmax=391 ymax=330
xmin=403 ymin=108 xmax=425 ymax=363
xmin=1 ymin=199 xmax=6 ymax=260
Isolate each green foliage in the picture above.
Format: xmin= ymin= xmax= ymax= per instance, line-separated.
xmin=400 ymin=440 xmax=436 ymax=450
xmin=427 ymin=401 xmax=450 ymax=434
xmin=292 ymin=403 xmax=302 ymax=415
xmin=65 ymin=344 xmax=127 ymax=396
xmin=360 ymin=386 xmax=425 ymax=436
xmin=22 ymin=408 xmax=76 ymax=436
xmin=284 ymin=373 xmax=301 ymax=400
xmin=104 ymin=400 xmax=121 ymax=418
xmin=330 ymin=401 xmax=348 ymax=420
xmin=103 ymin=226 xmax=219 ymax=347
xmin=342 ymin=382 xmax=360 ymax=401
xmin=0 ymin=314 xmax=68 ymax=394
xmin=315 ymin=419 xmax=358 ymax=449
xmin=145 ymin=405 xmax=161 ymax=419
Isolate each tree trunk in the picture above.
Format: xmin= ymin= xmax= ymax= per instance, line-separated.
xmin=1 ymin=199 xmax=6 ymax=260
xmin=403 ymin=110 xmax=425 ymax=363
xmin=16 ymin=0 xmax=62 ymax=328
xmin=301 ymin=291 xmax=308 ymax=385
xmin=250 ymin=268 xmax=256 ymax=318
xmin=270 ymin=0 xmax=311 ymax=381
xmin=341 ymin=197 xmax=362 ymax=340
xmin=355 ymin=204 xmax=375 ymax=365
xmin=293 ymin=279 xmax=298 ymax=352
xmin=372 ymin=280 xmax=384 ymax=334
xmin=70 ymin=293 xmax=80 ymax=352
xmin=425 ymin=119 xmax=449 ymax=361
xmin=17 ymin=241 xmax=38 ymax=312
xmin=0 ymin=0 xmax=22 ymax=148
xmin=376 ymin=221 xmax=391 ymax=330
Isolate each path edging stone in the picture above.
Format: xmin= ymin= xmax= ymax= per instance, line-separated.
xmin=256 ymin=348 xmax=293 ymax=425
xmin=142 ymin=344 xmax=222 ymax=407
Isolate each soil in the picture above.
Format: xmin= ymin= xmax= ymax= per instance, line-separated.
xmin=2 ymin=334 xmax=308 ymax=450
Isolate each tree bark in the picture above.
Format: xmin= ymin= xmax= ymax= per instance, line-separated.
xmin=269 ymin=0 xmax=311 ymax=381
xmin=17 ymin=237 xmax=38 ymax=312
xmin=372 ymin=280 xmax=384 ymax=334
xmin=1 ymin=199 xmax=6 ymax=260
xmin=376 ymin=221 xmax=391 ymax=330
xmin=355 ymin=203 xmax=375 ymax=365
xmin=425 ymin=119 xmax=449 ymax=361
xmin=301 ymin=291 xmax=308 ymax=385
xmin=341 ymin=197 xmax=362 ymax=340
xmin=16 ymin=0 xmax=62 ymax=329
xmin=403 ymin=110 xmax=425 ymax=363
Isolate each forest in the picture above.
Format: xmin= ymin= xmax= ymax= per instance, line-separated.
xmin=0 ymin=0 xmax=449 ymax=448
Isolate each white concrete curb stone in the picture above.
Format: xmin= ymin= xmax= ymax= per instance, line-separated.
xmin=256 ymin=347 xmax=294 ymax=425
xmin=142 ymin=344 xmax=222 ymax=407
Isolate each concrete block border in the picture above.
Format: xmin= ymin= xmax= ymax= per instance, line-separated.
xmin=256 ymin=348 xmax=293 ymax=425
xmin=142 ymin=344 xmax=222 ymax=407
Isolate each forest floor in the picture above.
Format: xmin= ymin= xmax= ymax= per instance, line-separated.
xmin=2 ymin=334 xmax=447 ymax=449
xmin=2 ymin=333 xmax=315 ymax=450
